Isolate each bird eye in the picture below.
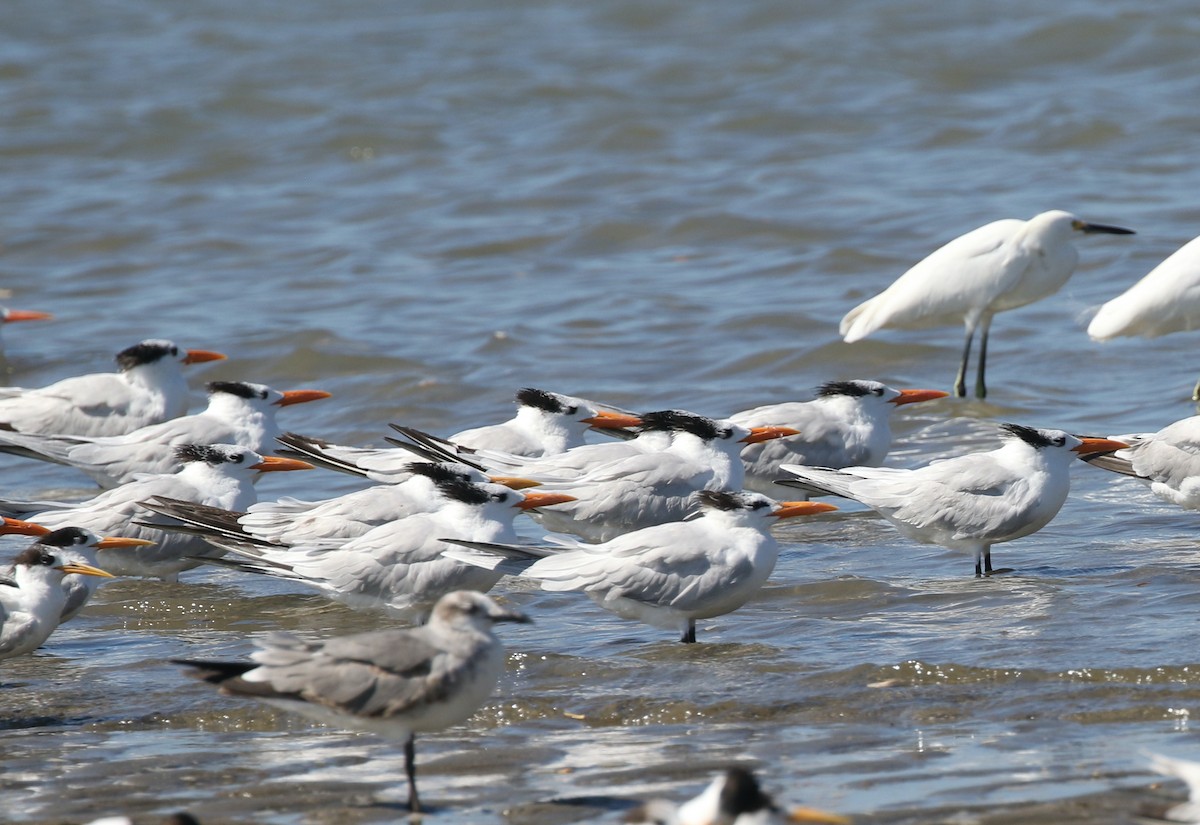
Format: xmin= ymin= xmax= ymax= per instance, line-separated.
xmin=1053 ymin=436 xmax=1065 ymax=447
xmin=38 ymin=551 xmax=54 ymax=566
xmin=873 ymin=387 xmax=884 ymax=396
xmin=493 ymin=492 xmax=509 ymax=503
xmin=232 ymin=453 xmax=245 ymax=464
xmin=565 ymin=405 xmax=578 ymax=415
xmin=719 ymin=427 xmax=733 ymax=439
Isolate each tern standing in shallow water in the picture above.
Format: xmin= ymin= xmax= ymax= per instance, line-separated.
xmin=445 ymin=490 xmax=836 ymax=643
xmin=778 ymin=424 xmax=1127 ymax=576
xmin=174 ymin=590 xmax=529 ymax=814
xmin=840 ymin=210 xmax=1134 ymax=398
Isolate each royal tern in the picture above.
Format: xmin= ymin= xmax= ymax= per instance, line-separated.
xmin=232 ymin=461 xmax=539 ymax=545
xmin=1087 ymin=235 xmax=1200 ymax=399
xmin=1081 ymin=415 xmax=1200 ymax=510
xmin=1142 ymin=752 xmax=1200 ymax=823
xmin=0 ymin=444 xmax=311 ymax=581
xmin=272 ymin=388 xmax=640 ymax=481
xmin=0 ymin=534 xmax=114 ymax=659
xmin=174 ymin=590 xmax=529 ymax=813
xmin=778 ymin=424 xmax=1128 ymax=576
xmin=147 ymin=475 xmax=574 ymax=620
xmin=139 ymin=461 xmax=538 ymax=546
xmin=0 ymin=339 xmax=226 ymax=436
xmin=730 ymin=380 xmax=947 ymax=498
xmin=625 ymin=767 xmax=850 ymax=825
xmin=444 ymin=490 xmax=835 ymax=643
xmin=840 ymin=210 xmax=1134 ymax=398
xmin=0 ymin=380 xmax=330 ymax=488
xmin=523 ymin=411 xmax=799 ymax=542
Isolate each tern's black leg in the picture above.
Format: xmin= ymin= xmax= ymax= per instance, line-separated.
xmin=680 ymin=620 xmax=696 ymax=644
xmin=405 ymin=734 xmax=420 ymax=813
xmin=983 ymin=548 xmax=993 ymax=574
xmin=954 ymin=325 xmax=975 ymax=398
xmin=974 ymin=316 xmax=992 ymax=399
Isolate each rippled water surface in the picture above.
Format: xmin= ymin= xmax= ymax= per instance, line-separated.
xmin=4 ymin=1 xmax=1200 ymax=822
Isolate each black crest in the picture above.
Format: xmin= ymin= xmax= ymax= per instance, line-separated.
xmin=116 ymin=340 xmax=179 ymax=371
xmin=13 ymin=545 xmax=56 ymax=567
xmin=516 ymin=388 xmax=571 ymax=414
xmin=406 ymin=462 xmax=472 ymax=484
xmin=432 ymin=475 xmax=493 ymax=506
xmin=816 ymin=380 xmax=879 ymax=399
xmin=718 ymin=768 xmax=773 ymax=817
xmin=695 ymin=491 xmax=771 ymax=513
xmin=37 ymin=526 xmax=93 ymax=548
xmin=639 ymin=410 xmax=729 ymax=441
xmin=175 ymin=444 xmax=246 ymax=465
xmin=207 ymin=381 xmax=268 ymax=401
xmin=999 ymin=423 xmax=1056 ymax=449
xmin=695 ymin=490 xmax=745 ymax=511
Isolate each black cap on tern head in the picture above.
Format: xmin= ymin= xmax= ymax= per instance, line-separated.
xmin=12 ymin=545 xmax=57 ymax=568
xmin=516 ymin=388 xmax=574 ymax=414
xmin=174 ymin=444 xmax=248 ymax=466
xmin=999 ymin=423 xmax=1057 ymax=449
xmin=405 ymin=462 xmax=473 ymax=484
xmin=116 ymin=340 xmax=179 ymax=371
xmin=207 ymin=381 xmax=269 ymax=401
xmin=639 ymin=410 xmax=730 ymax=441
xmin=816 ymin=380 xmax=884 ymax=399
xmin=36 ymin=526 xmax=94 ymax=549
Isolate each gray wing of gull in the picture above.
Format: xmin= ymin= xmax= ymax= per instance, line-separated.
xmin=245 ymin=629 xmax=458 ymax=718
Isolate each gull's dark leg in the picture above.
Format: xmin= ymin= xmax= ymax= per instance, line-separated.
xmin=405 ymin=734 xmax=420 ymax=813
xmin=680 ymin=620 xmax=696 ymax=644
xmin=954 ymin=324 xmax=976 ymax=398
xmin=974 ymin=316 xmax=992 ymax=399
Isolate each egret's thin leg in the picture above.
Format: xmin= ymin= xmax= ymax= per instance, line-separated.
xmin=405 ymin=734 xmax=421 ymax=813
xmin=974 ymin=315 xmax=993 ymax=399
xmin=954 ymin=324 xmax=976 ymax=398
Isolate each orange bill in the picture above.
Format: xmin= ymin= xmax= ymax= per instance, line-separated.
xmin=489 ymin=475 xmax=543 ymax=490
xmin=96 ymin=536 xmax=156 ymax=550
xmin=1071 ymin=437 xmax=1129 ymax=454
xmin=582 ymin=410 xmax=643 ymax=429
xmin=516 ymin=491 xmax=577 ymax=510
xmin=183 ymin=349 xmax=228 ymax=365
xmin=787 ymin=805 xmax=852 ymax=824
xmin=741 ymin=425 xmax=801 ymax=444
xmin=0 ymin=517 xmax=50 ymax=537
xmin=774 ymin=501 xmax=839 ymax=519
xmin=4 ymin=309 xmax=53 ymax=323
xmin=274 ymin=389 xmax=333 ymax=407
xmin=891 ymin=388 xmax=949 ymax=406
xmin=251 ymin=456 xmax=315 ymax=472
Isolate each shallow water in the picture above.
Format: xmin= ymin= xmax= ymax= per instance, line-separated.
xmin=3 ymin=0 xmax=1200 ymax=822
